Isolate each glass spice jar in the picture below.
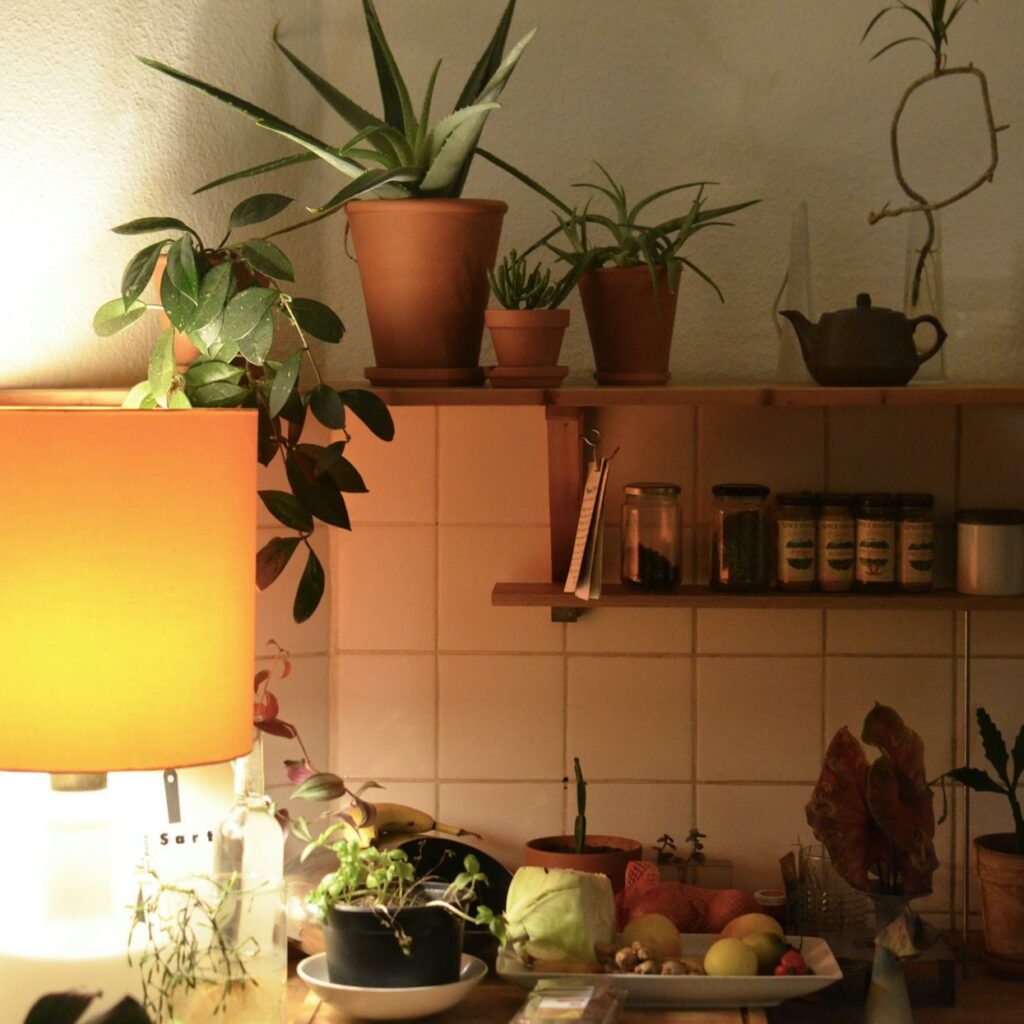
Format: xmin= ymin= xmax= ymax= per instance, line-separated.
xmin=855 ymin=493 xmax=897 ymax=590
xmin=710 ymin=484 xmax=770 ymax=591
xmin=776 ymin=492 xmax=817 ymax=591
xmin=621 ymin=483 xmax=682 ymax=591
xmin=897 ymin=492 xmax=935 ymax=592
xmin=816 ymin=493 xmax=856 ymax=592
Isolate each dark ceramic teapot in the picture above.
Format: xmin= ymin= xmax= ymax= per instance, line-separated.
xmin=780 ymin=293 xmax=946 ymax=387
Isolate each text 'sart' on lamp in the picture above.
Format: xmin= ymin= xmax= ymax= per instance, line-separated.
xmin=0 ymin=407 xmax=257 ymax=1020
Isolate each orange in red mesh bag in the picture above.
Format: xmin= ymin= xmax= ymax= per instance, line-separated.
xmin=615 ymin=861 xmax=760 ymax=933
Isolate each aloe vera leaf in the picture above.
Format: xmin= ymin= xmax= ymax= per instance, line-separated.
xmin=427 ymin=102 xmax=500 ymax=165
xmin=476 ymin=148 xmax=573 ymax=214
xmin=194 ymin=152 xmax=318 ymax=196
xmin=456 ymin=0 xmax=517 ymax=108
xmin=679 ymin=257 xmax=725 ymax=301
xmin=415 ymin=60 xmax=442 ymax=159
xmin=309 ymin=166 xmax=420 ymax=214
xmin=361 ymin=0 xmax=416 ymax=136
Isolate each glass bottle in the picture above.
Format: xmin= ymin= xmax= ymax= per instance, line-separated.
xmin=776 ymin=492 xmax=817 ymax=592
xmin=897 ymin=493 xmax=935 ymax=592
xmin=710 ymin=484 xmax=770 ymax=591
xmin=213 ymin=731 xmax=284 ymax=884
xmin=904 ymin=211 xmax=945 ymax=382
xmin=817 ymin=493 xmax=856 ymax=592
xmin=855 ymin=494 xmax=897 ymax=591
xmin=621 ymin=483 xmax=682 ymax=591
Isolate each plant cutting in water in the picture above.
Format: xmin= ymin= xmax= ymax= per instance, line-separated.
xmin=94 ymin=197 xmax=394 ymax=623
xmin=137 ymin=0 xmax=534 ymax=223
xmin=862 ymin=0 xmax=1007 ymax=302
xmin=806 ymin=703 xmax=938 ymax=896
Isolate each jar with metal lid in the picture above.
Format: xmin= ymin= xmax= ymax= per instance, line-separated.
xmin=621 ymin=483 xmax=682 ymax=591
xmin=776 ymin=492 xmax=817 ymax=591
xmin=855 ymin=493 xmax=897 ymax=590
xmin=710 ymin=484 xmax=770 ymax=591
xmin=816 ymin=493 xmax=856 ymax=592
xmin=897 ymin=493 xmax=935 ymax=592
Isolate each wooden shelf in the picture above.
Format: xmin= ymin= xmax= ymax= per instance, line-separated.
xmin=492 ymin=581 xmax=1024 ymax=611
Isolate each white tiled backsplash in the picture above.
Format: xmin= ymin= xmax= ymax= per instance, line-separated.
xmin=256 ymin=403 xmax=1024 ymax=926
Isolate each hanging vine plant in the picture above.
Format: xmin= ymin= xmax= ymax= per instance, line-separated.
xmin=862 ymin=0 xmax=1008 ymax=302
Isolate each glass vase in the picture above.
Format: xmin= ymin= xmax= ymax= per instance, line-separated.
xmin=775 ymin=200 xmax=815 ymax=384
xmin=864 ymin=894 xmax=914 ymax=1024
xmin=903 ymin=211 xmax=946 ymax=382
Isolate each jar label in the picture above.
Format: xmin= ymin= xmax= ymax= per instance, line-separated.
xmin=817 ymin=519 xmax=855 ymax=584
xmin=778 ymin=520 xmax=816 ymax=582
xmin=856 ymin=520 xmax=895 ymax=584
xmin=899 ymin=520 xmax=935 ymax=584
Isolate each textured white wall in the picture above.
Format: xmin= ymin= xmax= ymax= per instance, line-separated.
xmin=2 ymin=0 xmax=1022 ymax=386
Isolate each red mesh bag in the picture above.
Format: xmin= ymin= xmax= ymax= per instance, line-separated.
xmin=615 ymin=861 xmax=709 ymax=932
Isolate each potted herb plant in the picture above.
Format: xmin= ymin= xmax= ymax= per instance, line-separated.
xmin=940 ymin=707 xmax=1024 ymax=977
xmin=292 ymin=816 xmax=504 ymax=988
xmin=138 ymin=1 xmax=535 ymax=386
xmin=523 ymin=758 xmax=641 ymax=893
xmin=484 ymin=249 xmax=581 ymax=386
xmin=93 ymin=194 xmax=394 ymax=622
xmin=482 ymin=153 xmax=758 ymax=384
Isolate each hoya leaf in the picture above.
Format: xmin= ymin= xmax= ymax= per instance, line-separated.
xmin=191 ymin=262 xmax=233 ymax=333
xmin=167 ymin=388 xmax=191 ymax=409
xmin=309 ymin=384 xmax=347 ymax=429
xmin=239 ymin=308 xmax=275 ymax=365
xmin=294 ymin=545 xmax=325 ymax=623
xmin=269 ymin=349 xmax=302 ymax=418
xmin=112 ymin=216 xmax=199 ymax=239
xmin=325 ymin=454 xmax=368 ymax=493
xmin=221 ymin=286 xmax=279 ymax=344
xmin=166 ymin=236 xmax=199 ymax=303
xmin=340 ymin=388 xmax=395 ymax=440
xmin=185 ymin=359 xmax=244 ymax=388
xmin=259 ymin=489 xmax=314 ymax=533
xmin=242 ymin=239 xmax=294 ymax=282
xmin=256 ymin=535 xmax=301 ymax=590
xmin=286 ymin=450 xmax=351 ymax=529
xmin=189 ymin=381 xmax=250 ymax=407
xmin=228 ymin=192 xmax=293 ymax=231
xmin=121 ymin=381 xmax=152 ymax=409
xmin=120 ymin=239 xmax=167 ymax=307
xmin=93 ymin=297 xmax=147 ymax=337
xmin=160 ymin=257 xmax=197 ymax=331
xmin=147 ymin=326 xmax=176 ymax=402
xmin=289 ymin=297 xmax=344 ymax=343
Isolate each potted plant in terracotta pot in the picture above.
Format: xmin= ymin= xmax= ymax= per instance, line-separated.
xmin=93 ymin=194 xmax=394 ymax=622
xmin=139 ymin=0 xmax=535 ymax=387
xmin=940 ymin=707 xmax=1024 ymax=977
xmin=524 ymin=758 xmax=641 ymax=893
xmin=484 ymin=249 xmax=582 ymax=387
xmin=481 ymin=154 xmax=758 ymax=385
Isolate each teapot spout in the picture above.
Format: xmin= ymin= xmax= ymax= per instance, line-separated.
xmin=779 ymin=309 xmax=817 ymax=362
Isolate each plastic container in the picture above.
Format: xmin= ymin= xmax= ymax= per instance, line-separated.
xmin=956 ymin=509 xmax=1024 ymax=595
xmin=621 ymin=483 xmax=682 ymax=591
xmin=710 ymin=484 xmax=770 ymax=591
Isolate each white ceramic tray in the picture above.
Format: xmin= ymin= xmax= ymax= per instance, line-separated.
xmin=497 ymin=935 xmax=842 ymax=1008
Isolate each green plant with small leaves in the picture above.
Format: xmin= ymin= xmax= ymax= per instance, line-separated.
xmin=481 ymin=152 xmax=758 ymax=302
xmin=487 ymin=249 xmax=580 ymax=310
xmin=93 ymin=194 xmax=394 ymax=623
xmin=654 ymin=828 xmax=707 ymax=878
xmin=137 ymin=0 xmax=533 ymax=224
xmin=938 ymin=707 xmax=1024 ymax=853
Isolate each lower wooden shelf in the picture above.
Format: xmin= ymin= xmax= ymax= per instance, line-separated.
xmin=492 ymin=582 xmax=1024 ymax=611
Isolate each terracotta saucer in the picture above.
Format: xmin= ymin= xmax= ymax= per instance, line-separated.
xmin=593 ymin=369 xmax=671 ymax=385
xmin=485 ymin=365 xmax=569 ymax=388
xmin=364 ymin=366 xmax=486 ymax=387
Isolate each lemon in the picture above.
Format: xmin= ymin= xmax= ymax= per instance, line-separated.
xmin=622 ymin=913 xmax=682 ymax=958
xmin=742 ymin=931 xmax=790 ymax=974
xmin=703 ymin=937 xmax=759 ymax=977
xmin=720 ymin=912 xmax=785 ymax=941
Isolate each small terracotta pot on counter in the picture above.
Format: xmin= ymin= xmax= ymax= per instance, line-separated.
xmin=485 ymin=307 xmax=569 ymax=367
xmin=523 ymin=835 xmax=642 ymax=893
xmin=975 ymin=833 xmax=1024 ymax=977
xmin=578 ymin=264 xmax=678 ymax=385
xmin=346 ymin=198 xmax=507 ymax=387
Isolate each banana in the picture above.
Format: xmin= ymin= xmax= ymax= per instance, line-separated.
xmin=346 ymin=800 xmax=482 ymax=840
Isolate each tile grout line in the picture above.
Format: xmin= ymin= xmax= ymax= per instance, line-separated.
xmin=433 ymin=405 xmax=442 ymax=815
xmin=690 ymin=405 xmax=700 ymax=830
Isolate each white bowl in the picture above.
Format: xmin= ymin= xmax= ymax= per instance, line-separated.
xmin=297 ymin=952 xmax=487 ymax=1020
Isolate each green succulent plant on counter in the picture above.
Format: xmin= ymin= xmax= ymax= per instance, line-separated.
xmin=487 ymin=249 xmax=581 ymax=310
xmin=93 ymin=193 xmax=393 ymax=623
xmin=138 ymin=0 xmax=534 ymax=223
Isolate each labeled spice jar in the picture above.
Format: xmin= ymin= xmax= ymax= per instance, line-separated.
xmin=855 ymin=493 xmax=897 ymax=590
xmin=776 ymin=492 xmax=817 ymax=591
xmin=710 ymin=484 xmax=770 ymax=591
xmin=621 ymin=483 xmax=682 ymax=591
xmin=897 ymin=492 xmax=935 ymax=592
xmin=816 ymin=493 xmax=856 ymax=592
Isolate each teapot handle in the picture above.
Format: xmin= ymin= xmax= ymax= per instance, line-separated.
xmin=911 ymin=315 xmax=947 ymax=365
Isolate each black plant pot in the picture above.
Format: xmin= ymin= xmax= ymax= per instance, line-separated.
xmin=323 ymin=886 xmax=465 ymax=988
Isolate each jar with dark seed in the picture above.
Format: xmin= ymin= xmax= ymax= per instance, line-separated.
xmin=710 ymin=484 xmax=770 ymax=591
xmin=621 ymin=483 xmax=682 ymax=591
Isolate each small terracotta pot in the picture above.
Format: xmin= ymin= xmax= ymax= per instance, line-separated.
xmin=578 ymin=265 xmax=679 ymax=385
xmin=523 ymin=835 xmax=642 ymax=893
xmin=346 ymin=199 xmax=507 ymax=385
xmin=485 ymin=308 xmax=569 ymax=367
xmin=975 ymin=833 xmax=1024 ymax=977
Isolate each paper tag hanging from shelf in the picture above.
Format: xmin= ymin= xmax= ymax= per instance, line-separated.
xmin=563 ymin=433 xmax=616 ymax=600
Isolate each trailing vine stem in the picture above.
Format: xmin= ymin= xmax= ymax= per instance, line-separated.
xmin=868 ymin=62 xmax=1008 ymax=305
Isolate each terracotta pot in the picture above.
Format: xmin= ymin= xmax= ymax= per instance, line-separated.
xmin=523 ymin=835 xmax=642 ymax=893
xmin=578 ymin=265 xmax=679 ymax=385
xmin=485 ymin=308 xmax=569 ymax=367
xmin=975 ymin=833 xmax=1024 ymax=977
xmin=346 ymin=199 xmax=507 ymax=386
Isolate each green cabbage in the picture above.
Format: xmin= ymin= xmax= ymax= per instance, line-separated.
xmin=504 ymin=867 xmax=615 ymax=965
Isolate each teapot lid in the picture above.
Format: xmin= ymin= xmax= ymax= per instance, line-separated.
xmin=842 ymin=292 xmax=893 ymax=315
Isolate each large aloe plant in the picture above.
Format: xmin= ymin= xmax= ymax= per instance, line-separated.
xmin=139 ymin=0 xmax=534 ymax=224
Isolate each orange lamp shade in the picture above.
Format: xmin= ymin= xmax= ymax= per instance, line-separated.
xmin=0 ymin=408 xmax=257 ymax=772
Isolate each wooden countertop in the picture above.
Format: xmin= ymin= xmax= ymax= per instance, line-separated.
xmin=287 ymin=964 xmax=1023 ymax=1023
